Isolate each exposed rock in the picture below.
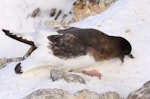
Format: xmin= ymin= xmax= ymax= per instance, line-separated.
xmin=0 ymin=58 xmax=7 ymax=69
xmin=31 ymin=8 xmax=40 ymax=17
xmin=24 ymin=89 xmax=122 ymax=99
xmin=70 ymin=0 xmax=117 ymax=22
xmin=81 ymin=0 xmax=116 ymax=7
xmin=30 ymin=0 xmax=117 ymax=23
xmin=127 ymin=80 xmax=150 ymax=99
xmin=44 ymin=20 xmax=69 ymax=29
xmin=54 ymin=10 xmax=62 ymax=20
xmin=0 ymin=57 xmax=23 ymax=69
xmin=50 ymin=8 xmax=57 ymax=17
xmin=100 ymin=0 xmax=117 ymax=7
xmin=77 ymin=89 xmax=101 ymax=99
xmin=99 ymin=91 xmax=122 ymax=99
xmin=7 ymin=57 xmax=23 ymax=63
xmin=23 ymin=89 xmax=76 ymax=99
xmin=77 ymin=89 xmax=122 ymax=99
xmin=64 ymin=74 xmax=85 ymax=84
xmin=50 ymin=69 xmax=85 ymax=84
xmin=50 ymin=69 xmax=67 ymax=81
xmin=29 ymin=1 xmax=74 ymax=22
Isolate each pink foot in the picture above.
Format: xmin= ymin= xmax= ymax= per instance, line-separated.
xmin=82 ymin=69 xmax=102 ymax=79
xmin=69 ymin=69 xmax=102 ymax=79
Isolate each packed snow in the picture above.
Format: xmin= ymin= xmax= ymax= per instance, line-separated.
xmin=0 ymin=0 xmax=150 ymax=98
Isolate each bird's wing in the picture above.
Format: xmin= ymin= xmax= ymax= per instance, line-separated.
xmin=47 ymin=33 xmax=87 ymax=58
xmin=2 ymin=29 xmax=35 ymax=46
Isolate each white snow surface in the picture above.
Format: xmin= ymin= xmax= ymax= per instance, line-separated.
xmin=0 ymin=0 xmax=150 ymax=98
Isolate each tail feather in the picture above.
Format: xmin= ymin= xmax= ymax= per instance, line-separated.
xmin=2 ymin=29 xmax=35 ymax=46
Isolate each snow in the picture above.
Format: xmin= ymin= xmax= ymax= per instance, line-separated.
xmin=0 ymin=0 xmax=150 ymax=98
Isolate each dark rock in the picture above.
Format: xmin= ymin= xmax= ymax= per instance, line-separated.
xmin=50 ymin=8 xmax=56 ymax=17
xmin=55 ymin=10 xmax=62 ymax=20
xmin=31 ymin=8 xmax=40 ymax=17
xmin=82 ymin=0 xmax=100 ymax=6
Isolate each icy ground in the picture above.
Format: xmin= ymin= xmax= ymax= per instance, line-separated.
xmin=0 ymin=0 xmax=150 ymax=98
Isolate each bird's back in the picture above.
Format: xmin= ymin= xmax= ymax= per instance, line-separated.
xmin=48 ymin=27 xmax=133 ymax=62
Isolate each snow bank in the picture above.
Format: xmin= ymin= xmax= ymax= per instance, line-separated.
xmin=0 ymin=0 xmax=150 ymax=98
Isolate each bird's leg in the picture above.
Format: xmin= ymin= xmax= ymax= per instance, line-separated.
xmin=23 ymin=46 xmax=37 ymax=59
xmin=82 ymin=69 xmax=102 ymax=79
xmin=119 ymin=55 xmax=125 ymax=63
xmin=69 ymin=69 xmax=102 ymax=79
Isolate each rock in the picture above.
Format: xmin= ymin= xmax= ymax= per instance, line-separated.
xmin=127 ymin=80 xmax=150 ymax=99
xmin=50 ymin=8 xmax=57 ymax=17
xmin=44 ymin=20 xmax=69 ymax=29
xmin=82 ymin=0 xmax=100 ymax=6
xmin=82 ymin=0 xmax=117 ymax=7
xmin=70 ymin=0 xmax=117 ymax=22
xmin=24 ymin=89 xmax=122 ymax=99
xmin=64 ymin=74 xmax=85 ymax=84
xmin=7 ymin=57 xmax=23 ymax=63
xmin=31 ymin=8 xmax=40 ymax=17
xmin=77 ymin=89 xmax=100 ymax=99
xmin=50 ymin=69 xmax=67 ymax=81
xmin=50 ymin=69 xmax=85 ymax=84
xmin=29 ymin=0 xmax=118 ymax=23
xmin=54 ymin=10 xmax=62 ymax=20
xmin=77 ymin=90 xmax=122 ymax=99
xmin=100 ymin=0 xmax=117 ymax=7
xmin=99 ymin=92 xmax=122 ymax=99
xmin=23 ymin=89 xmax=76 ymax=99
xmin=0 ymin=57 xmax=23 ymax=69
xmin=0 ymin=58 xmax=7 ymax=69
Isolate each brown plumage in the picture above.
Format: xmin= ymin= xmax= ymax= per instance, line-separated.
xmin=48 ymin=27 xmax=134 ymax=62
xmin=2 ymin=27 xmax=134 ymax=75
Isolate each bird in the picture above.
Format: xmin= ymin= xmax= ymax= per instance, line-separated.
xmin=2 ymin=27 xmax=134 ymax=78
